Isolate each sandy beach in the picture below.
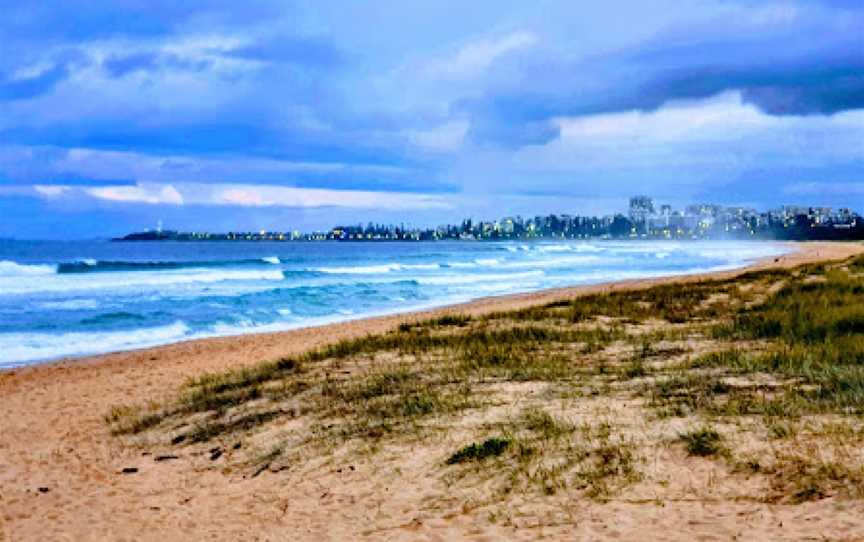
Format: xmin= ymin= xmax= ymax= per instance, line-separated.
xmin=2 ymin=240 xmax=864 ymax=541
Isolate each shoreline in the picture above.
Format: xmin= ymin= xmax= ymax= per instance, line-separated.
xmin=1 ymin=241 xmax=857 ymax=389
xmin=2 ymin=240 xmax=863 ymax=541
xmin=1 ymin=240 xmax=794 ymax=372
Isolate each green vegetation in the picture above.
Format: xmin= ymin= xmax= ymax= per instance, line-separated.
xmin=442 ymin=410 xmax=639 ymax=499
xmin=679 ymin=426 xmax=724 ymax=456
xmin=447 ymin=437 xmax=511 ymax=464
xmin=107 ymin=252 xmax=864 ymax=510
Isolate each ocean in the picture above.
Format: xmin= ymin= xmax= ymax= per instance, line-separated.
xmin=0 ymin=239 xmax=787 ymax=368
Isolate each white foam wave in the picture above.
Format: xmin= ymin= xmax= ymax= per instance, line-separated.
xmin=0 ymin=260 xmax=55 ymax=277
xmin=316 ymin=263 xmax=399 ymax=274
xmin=499 ymin=255 xmax=603 ymax=270
xmin=262 ymin=256 xmax=281 ymax=265
xmin=315 ymin=262 xmax=439 ymax=274
xmin=0 ymin=268 xmax=286 ymax=295
xmin=535 ymin=245 xmax=572 ymax=253
xmin=0 ymin=321 xmax=191 ymax=367
xmin=416 ymin=270 xmax=544 ymax=286
xmin=447 ymin=255 xmax=600 ymax=271
xmin=208 ymin=318 xmax=299 ymax=336
xmin=574 ymin=243 xmax=602 ymax=253
xmin=604 ymin=242 xmax=681 ymax=254
xmin=534 ymin=243 xmax=603 ymax=253
xmin=696 ymin=246 xmax=785 ymax=261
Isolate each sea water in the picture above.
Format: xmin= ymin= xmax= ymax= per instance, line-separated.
xmin=0 ymin=239 xmax=787 ymax=368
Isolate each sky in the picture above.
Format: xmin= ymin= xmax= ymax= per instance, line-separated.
xmin=0 ymin=0 xmax=862 ymax=239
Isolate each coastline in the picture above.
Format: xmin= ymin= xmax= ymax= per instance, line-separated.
xmin=2 ymin=240 xmax=863 ymax=541
xmin=0 ymin=239 xmax=788 ymax=370
xmin=0 ymin=240 xmax=796 ymax=373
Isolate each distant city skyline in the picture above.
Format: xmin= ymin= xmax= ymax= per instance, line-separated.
xmin=118 ymin=195 xmax=863 ymax=242
xmin=1 ymin=1 xmax=863 ymax=238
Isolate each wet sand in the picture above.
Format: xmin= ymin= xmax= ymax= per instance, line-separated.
xmin=1 ymin=241 xmax=862 ymax=541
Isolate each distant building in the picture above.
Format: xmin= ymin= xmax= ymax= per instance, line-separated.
xmin=629 ymin=196 xmax=654 ymax=222
xmin=629 ymin=196 xmax=654 ymax=234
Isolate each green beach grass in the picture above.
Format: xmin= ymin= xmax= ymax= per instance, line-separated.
xmin=108 ymin=252 xmax=864 ymax=508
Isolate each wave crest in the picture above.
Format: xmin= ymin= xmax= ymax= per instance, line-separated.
xmin=0 ymin=260 xmax=55 ymax=276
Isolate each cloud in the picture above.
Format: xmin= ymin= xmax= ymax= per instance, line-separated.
xmin=0 ymin=145 xmax=437 ymax=195
xmin=554 ymin=91 xmax=773 ymax=142
xmin=101 ymin=52 xmax=162 ymax=77
xmin=542 ymin=91 xmax=864 ymax=168
xmin=100 ymin=51 xmax=214 ymax=78
xmin=1 ymin=0 xmax=863 ymax=238
xmin=27 ymin=181 xmax=451 ymax=210
xmin=0 ymin=58 xmax=78 ymax=101
xmin=409 ymin=121 xmax=469 ymax=151
xmin=98 ymin=34 xmax=341 ymax=80
xmin=450 ymin=91 xmax=864 ymax=202
xmin=206 ymin=184 xmax=450 ymax=209
xmin=85 ymin=183 xmax=185 ymax=205
xmin=224 ymin=36 xmax=343 ymax=67
xmin=422 ymin=31 xmax=537 ymax=81
xmin=33 ymin=185 xmax=72 ymax=197
xmin=448 ymin=3 xmax=864 ymax=146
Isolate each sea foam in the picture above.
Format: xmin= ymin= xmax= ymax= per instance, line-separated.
xmin=0 ymin=321 xmax=191 ymax=368
xmin=0 ymin=260 xmax=55 ymax=276
xmin=314 ymin=262 xmax=440 ymax=274
xmin=0 ymin=268 xmax=286 ymax=295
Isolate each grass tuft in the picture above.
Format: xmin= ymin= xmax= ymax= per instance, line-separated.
xmin=446 ymin=437 xmax=511 ymax=464
xmin=679 ymin=426 xmax=724 ymax=457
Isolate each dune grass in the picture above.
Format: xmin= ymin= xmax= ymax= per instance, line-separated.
xmin=447 ymin=437 xmax=511 ymax=465
xmin=679 ymin=426 xmax=725 ymax=457
xmin=108 ymin=252 xmax=864 ymax=508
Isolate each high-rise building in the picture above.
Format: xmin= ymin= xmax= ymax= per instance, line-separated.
xmin=629 ymin=196 xmax=655 ymax=226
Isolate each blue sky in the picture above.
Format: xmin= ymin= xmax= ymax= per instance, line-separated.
xmin=0 ymin=0 xmax=862 ymax=238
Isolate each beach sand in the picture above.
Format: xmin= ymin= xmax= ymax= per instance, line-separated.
xmin=2 ymin=241 xmax=863 ymax=541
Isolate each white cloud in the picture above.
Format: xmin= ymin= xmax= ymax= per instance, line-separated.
xmin=422 ymin=31 xmax=537 ymax=80
xmin=219 ymin=187 xmax=268 ymax=206
xmin=29 ymin=181 xmax=451 ymax=210
xmin=204 ymin=184 xmax=450 ymax=209
xmin=33 ymin=185 xmax=70 ymax=197
xmin=555 ymin=91 xmax=774 ymax=142
xmin=85 ymin=183 xmax=185 ymax=205
xmin=11 ymin=61 xmax=58 ymax=81
xmin=521 ymin=91 xmax=864 ymax=171
xmin=0 ymin=146 xmax=410 ymax=186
